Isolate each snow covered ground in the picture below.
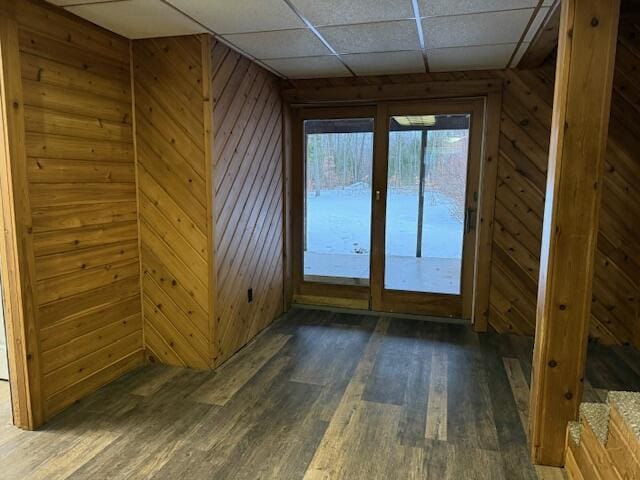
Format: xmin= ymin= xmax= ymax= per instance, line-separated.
xmin=304 ymin=188 xmax=464 ymax=294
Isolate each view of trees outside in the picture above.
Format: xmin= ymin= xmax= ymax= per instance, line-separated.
xmin=303 ymin=118 xmax=470 ymax=291
xmin=305 ymin=132 xmax=374 ymax=196
xmin=305 ymin=129 xmax=469 ymax=222
xmin=387 ymin=129 xmax=469 ymax=222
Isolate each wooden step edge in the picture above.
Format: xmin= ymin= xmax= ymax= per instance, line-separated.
xmin=565 ymin=443 xmax=586 ymax=480
xmin=606 ymin=410 xmax=640 ymax=480
xmin=565 ymin=421 xmax=586 ymax=480
xmin=578 ymin=403 xmax=623 ymax=480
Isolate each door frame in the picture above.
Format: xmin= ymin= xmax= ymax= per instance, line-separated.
xmin=370 ymin=98 xmax=485 ymax=318
xmin=291 ymin=105 xmax=377 ymax=310
xmin=285 ymin=78 xmax=503 ymax=328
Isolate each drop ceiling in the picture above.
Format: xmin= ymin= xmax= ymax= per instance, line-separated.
xmin=48 ymin=0 xmax=556 ymax=79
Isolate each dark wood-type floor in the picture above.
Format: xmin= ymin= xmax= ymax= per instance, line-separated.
xmin=0 ymin=308 xmax=638 ymax=479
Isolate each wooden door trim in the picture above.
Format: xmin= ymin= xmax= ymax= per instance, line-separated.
xmin=282 ymin=78 xmax=502 ymax=105
xmin=472 ymin=90 xmax=502 ymax=332
xmin=286 ymin=80 xmax=503 ymax=321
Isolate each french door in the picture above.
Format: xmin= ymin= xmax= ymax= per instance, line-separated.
xmin=292 ymin=99 xmax=484 ymax=319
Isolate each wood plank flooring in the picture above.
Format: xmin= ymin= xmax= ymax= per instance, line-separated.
xmin=0 ymin=308 xmax=638 ymax=479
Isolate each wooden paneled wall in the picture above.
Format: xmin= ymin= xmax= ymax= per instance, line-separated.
xmin=284 ymin=37 xmax=640 ymax=349
xmin=2 ymin=1 xmax=288 ymax=425
xmin=13 ymin=0 xmax=143 ymax=420
xmin=133 ymin=35 xmax=212 ymax=370
xmin=480 ymin=33 xmax=639 ymax=349
xmin=131 ymin=37 xmax=285 ymax=370
xmin=210 ymin=40 xmax=284 ymax=367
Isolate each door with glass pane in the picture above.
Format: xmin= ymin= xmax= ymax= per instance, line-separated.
xmin=292 ymin=106 xmax=376 ymax=308
xmin=371 ymin=100 xmax=484 ymax=318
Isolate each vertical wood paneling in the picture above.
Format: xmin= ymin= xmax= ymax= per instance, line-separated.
xmin=211 ymin=41 xmax=284 ymax=367
xmin=14 ymin=0 xmax=143 ymax=420
xmin=133 ymin=36 xmax=211 ymax=370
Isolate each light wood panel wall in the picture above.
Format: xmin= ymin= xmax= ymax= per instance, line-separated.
xmin=285 ymin=41 xmax=640 ymax=349
xmin=210 ymin=40 xmax=284 ymax=367
xmin=12 ymin=0 xmax=143 ymax=420
xmin=132 ymin=35 xmax=212 ymax=369
xmin=483 ymin=37 xmax=639 ymax=349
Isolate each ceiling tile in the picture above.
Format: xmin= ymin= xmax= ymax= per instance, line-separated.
xmin=342 ymin=50 xmax=425 ymax=76
xmin=223 ymin=29 xmax=331 ymax=59
xmin=422 ymin=9 xmax=533 ymax=49
xmin=420 ymin=0 xmax=538 ymax=17
xmin=427 ymin=44 xmax=516 ymax=72
xmin=525 ymin=7 xmax=550 ymax=41
xmin=319 ymin=20 xmax=420 ymax=55
xmin=65 ymin=0 xmax=206 ymax=39
xmin=165 ymin=0 xmax=304 ymax=34
xmin=289 ymin=0 xmax=414 ymax=26
xmin=264 ymin=56 xmax=351 ymax=78
xmin=510 ymin=41 xmax=529 ymax=67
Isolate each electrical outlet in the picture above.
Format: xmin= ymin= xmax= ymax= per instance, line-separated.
xmin=247 ymin=288 xmax=253 ymax=303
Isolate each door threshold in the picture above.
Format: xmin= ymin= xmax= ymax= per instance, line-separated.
xmin=291 ymin=303 xmax=469 ymax=326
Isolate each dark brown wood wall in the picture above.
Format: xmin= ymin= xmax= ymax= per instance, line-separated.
xmin=210 ymin=40 xmax=285 ymax=367
xmin=285 ymin=32 xmax=640 ymax=349
xmin=15 ymin=0 xmax=143 ymax=419
xmin=133 ymin=35 xmax=212 ymax=369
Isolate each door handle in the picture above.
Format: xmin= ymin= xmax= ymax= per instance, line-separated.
xmin=375 ymin=190 xmax=381 ymax=201
xmin=466 ymin=207 xmax=476 ymax=233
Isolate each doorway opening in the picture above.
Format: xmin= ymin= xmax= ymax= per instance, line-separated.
xmin=292 ymin=99 xmax=486 ymax=319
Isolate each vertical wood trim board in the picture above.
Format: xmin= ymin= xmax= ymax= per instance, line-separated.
xmin=529 ymin=0 xmax=620 ymax=465
xmin=0 ymin=0 xmax=43 ymax=429
xmin=9 ymin=0 xmax=144 ymax=423
xmin=132 ymin=35 xmax=211 ymax=370
xmin=211 ymin=40 xmax=284 ymax=367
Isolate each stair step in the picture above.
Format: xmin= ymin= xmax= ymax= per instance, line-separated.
xmin=607 ymin=392 xmax=640 ymax=480
xmin=568 ymin=420 xmax=582 ymax=447
xmin=607 ymin=391 xmax=640 ymax=441
xmin=571 ymin=403 xmax=621 ymax=479
xmin=565 ymin=393 xmax=640 ymax=480
xmin=579 ymin=402 xmax=610 ymax=444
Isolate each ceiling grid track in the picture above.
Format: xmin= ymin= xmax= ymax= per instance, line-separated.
xmin=51 ymin=0 xmax=555 ymax=79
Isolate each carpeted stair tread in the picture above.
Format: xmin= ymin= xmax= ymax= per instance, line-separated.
xmin=579 ymin=402 xmax=610 ymax=444
xmin=607 ymin=391 xmax=640 ymax=440
xmin=567 ymin=420 xmax=582 ymax=446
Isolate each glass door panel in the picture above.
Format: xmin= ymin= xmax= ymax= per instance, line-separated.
xmin=303 ymin=118 xmax=374 ymax=286
xmin=384 ymin=114 xmax=471 ymax=294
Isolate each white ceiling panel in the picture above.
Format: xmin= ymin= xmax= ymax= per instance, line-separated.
xmin=289 ymin=0 xmax=414 ymax=26
xmin=343 ymin=51 xmax=425 ymax=76
xmin=427 ymin=43 xmax=516 ymax=72
xmin=66 ymin=0 xmax=206 ymax=39
xmin=224 ymin=29 xmax=331 ymax=59
xmin=264 ymin=56 xmax=350 ymax=78
xmin=422 ymin=9 xmax=533 ymax=49
xmin=166 ymin=0 xmax=304 ymax=34
xmin=525 ymin=7 xmax=550 ymax=41
xmin=420 ymin=0 xmax=538 ymax=17
xmin=47 ymin=0 xmax=556 ymax=78
xmin=319 ymin=20 xmax=420 ymax=55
